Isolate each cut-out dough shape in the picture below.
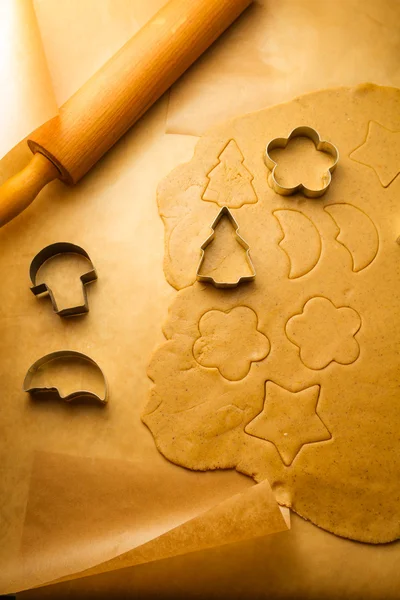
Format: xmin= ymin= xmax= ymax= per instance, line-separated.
xmin=286 ymin=297 xmax=361 ymax=370
xmin=23 ymin=351 xmax=108 ymax=404
xmin=349 ymin=121 xmax=400 ymax=188
xmin=202 ymin=139 xmax=258 ymax=208
xmin=274 ymin=209 xmax=321 ymax=278
xmin=193 ymin=307 xmax=270 ymax=381
xmin=197 ymin=207 xmax=256 ymax=288
xmin=265 ymin=126 xmax=339 ymax=197
xmin=245 ymin=382 xmax=331 ymax=466
xmin=325 ymin=203 xmax=379 ymax=272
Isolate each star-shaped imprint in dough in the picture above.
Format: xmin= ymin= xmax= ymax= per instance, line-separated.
xmin=245 ymin=382 xmax=331 ymax=466
xmin=350 ymin=121 xmax=400 ymax=188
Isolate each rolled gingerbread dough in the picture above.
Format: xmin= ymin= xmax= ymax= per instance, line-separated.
xmin=143 ymin=84 xmax=400 ymax=543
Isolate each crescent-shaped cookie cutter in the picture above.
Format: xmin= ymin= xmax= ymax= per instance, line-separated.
xmin=265 ymin=126 xmax=339 ymax=198
xmin=196 ymin=206 xmax=256 ymax=288
xmin=23 ymin=351 xmax=108 ymax=404
xmin=29 ymin=242 xmax=97 ymax=317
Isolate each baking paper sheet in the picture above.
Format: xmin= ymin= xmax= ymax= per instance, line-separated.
xmin=1 ymin=93 xmax=277 ymax=594
xmin=0 ymin=0 xmax=57 ymax=159
xmin=0 ymin=0 xmax=167 ymax=159
xmin=1 ymin=1 xmax=399 ymax=597
xmin=12 ymin=451 xmax=286 ymax=593
xmin=20 ymin=513 xmax=400 ymax=600
xmin=33 ymin=0 xmax=167 ymax=107
xmin=3 ymin=0 xmax=400 ymax=153
xmin=166 ymin=0 xmax=400 ymax=135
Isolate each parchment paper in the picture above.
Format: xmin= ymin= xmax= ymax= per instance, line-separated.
xmin=0 ymin=0 xmax=57 ymax=159
xmin=33 ymin=0 xmax=167 ymax=106
xmin=166 ymin=0 xmax=400 ymax=135
xmin=13 ymin=451 xmax=287 ymax=592
xmin=0 ymin=0 xmax=167 ymax=159
xmin=19 ymin=513 xmax=400 ymax=600
xmin=1 ymin=95 xmax=271 ymax=594
xmin=0 ymin=0 xmax=399 ymax=597
xmin=2 ymin=2 xmax=284 ymax=592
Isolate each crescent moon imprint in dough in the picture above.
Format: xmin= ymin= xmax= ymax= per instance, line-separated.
xmin=273 ymin=209 xmax=322 ymax=279
xmin=325 ymin=203 xmax=379 ymax=272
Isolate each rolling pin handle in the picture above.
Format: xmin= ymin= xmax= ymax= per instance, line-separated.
xmin=0 ymin=153 xmax=59 ymax=228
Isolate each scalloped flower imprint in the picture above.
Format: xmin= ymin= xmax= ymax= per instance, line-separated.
xmin=286 ymin=297 xmax=361 ymax=370
xmin=193 ymin=306 xmax=270 ymax=381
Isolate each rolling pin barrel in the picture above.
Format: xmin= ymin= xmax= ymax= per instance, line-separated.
xmin=28 ymin=0 xmax=252 ymax=185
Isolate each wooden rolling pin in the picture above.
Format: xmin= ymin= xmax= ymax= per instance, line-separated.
xmin=0 ymin=0 xmax=251 ymax=228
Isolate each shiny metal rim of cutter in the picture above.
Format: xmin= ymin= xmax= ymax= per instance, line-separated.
xmin=264 ymin=126 xmax=339 ymax=198
xmin=29 ymin=242 xmax=97 ymax=317
xmin=23 ymin=350 xmax=108 ymax=404
xmin=196 ymin=206 xmax=256 ymax=288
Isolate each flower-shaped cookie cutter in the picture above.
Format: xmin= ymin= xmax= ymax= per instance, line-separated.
xmin=265 ymin=126 xmax=339 ymax=198
xmin=196 ymin=206 xmax=256 ymax=288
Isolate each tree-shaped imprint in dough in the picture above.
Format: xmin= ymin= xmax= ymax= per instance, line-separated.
xmin=202 ymin=139 xmax=257 ymax=208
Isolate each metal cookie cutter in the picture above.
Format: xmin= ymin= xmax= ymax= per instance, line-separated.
xmin=23 ymin=351 xmax=108 ymax=404
xmin=196 ymin=206 xmax=256 ymax=288
xmin=29 ymin=242 xmax=97 ymax=317
xmin=265 ymin=126 xmax=339 ymax=198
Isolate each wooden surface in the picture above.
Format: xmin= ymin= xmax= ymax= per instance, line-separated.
xmin=28 ymin=0 xmax=252 ymax=184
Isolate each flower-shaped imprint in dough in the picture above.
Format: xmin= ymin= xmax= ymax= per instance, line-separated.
xmin=193 ymin=306 xmax=270 ymax=381
xmin=265 ymin=126 xmax=339 ymax=198
xmin=286 ymin=297 xmax=361 ymax=370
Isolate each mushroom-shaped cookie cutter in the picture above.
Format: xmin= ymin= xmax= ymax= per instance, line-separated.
xmin=265 ymin=126 xmax=339 ymax=198
xmin=29 ymin=242 xmax=97 ymax=317
xmin=23 ymin=350 xmax=108 ymax=404
xmin=196 ymin=206 xmax=256 ymax=288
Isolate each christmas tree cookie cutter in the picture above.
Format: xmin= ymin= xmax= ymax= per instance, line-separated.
xmin=265 ymin=126 xmax=339 ymax=198
xmin=29 ymin=242 xmax=98 ymax=317
xmin=23 ymin=350 xmax=108 ymax=404
xmin=196 ymin=206 xmax=256 ymax=288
